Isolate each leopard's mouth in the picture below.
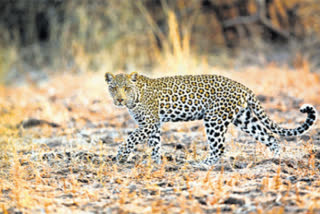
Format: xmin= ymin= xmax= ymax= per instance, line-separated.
xmin=114 ymin=101 xmax=125 ymax=107
xmin=116 ymin=98 xmax=131 ymax=107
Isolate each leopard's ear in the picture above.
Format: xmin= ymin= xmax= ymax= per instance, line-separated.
xmin=129 ymin=72 xmax=138 ymax=82
xmin=105 ymin=72 xmax=114 ymax=83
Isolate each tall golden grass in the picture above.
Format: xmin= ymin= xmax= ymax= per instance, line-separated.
xmin=0 ymin=0 xmax=320 ymax=82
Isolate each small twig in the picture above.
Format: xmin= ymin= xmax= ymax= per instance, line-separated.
xmin=135 ymin=1 xmax=169 ymax=47
xmin=223 ymin=14 xmax=259 ymax=27
xmin=19 ymin=118 xmax=60 ymax=128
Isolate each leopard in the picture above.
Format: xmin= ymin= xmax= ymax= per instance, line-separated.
xmin=105 ymin=72 xmax=317 ymax=167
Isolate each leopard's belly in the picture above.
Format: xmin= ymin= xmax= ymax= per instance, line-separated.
xmin=159 ymin=102 xmax=206 ymax=122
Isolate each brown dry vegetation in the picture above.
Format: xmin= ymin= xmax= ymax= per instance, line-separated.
xmin=1 ymin=0 xmax=320 ymax=81
xmin=1 ymin=0 xmax=320 ymax=213
xmin=0 ymin=66 xmax=320 ymax=213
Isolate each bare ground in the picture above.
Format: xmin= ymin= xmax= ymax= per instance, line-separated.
xmin=1 ymin=70 xmax=320 ymax=213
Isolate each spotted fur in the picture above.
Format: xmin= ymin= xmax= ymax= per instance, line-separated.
xmin=105 ymin=72 xmax=317 ymax=166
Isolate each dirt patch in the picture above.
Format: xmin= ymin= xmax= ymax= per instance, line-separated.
xmin=0 ymin=71 xmax=320 ymax=213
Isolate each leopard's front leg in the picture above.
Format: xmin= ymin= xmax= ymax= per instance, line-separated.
xmin=116 ymin=124 xmax=160 ymax=163
xmin=147 ymin=125 xmax=161 ymax=164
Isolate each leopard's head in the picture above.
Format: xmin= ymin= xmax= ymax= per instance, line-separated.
xmin=105 ymin=72 xmax=139 ymax=108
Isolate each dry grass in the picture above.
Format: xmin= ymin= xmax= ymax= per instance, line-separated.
xmin=1 ymin=2 xmax=320 ymax=213
xmin=1 ymin=0 xmax=320 ymax=81
xmin=0 ymin=65 xmax=320 ymax=213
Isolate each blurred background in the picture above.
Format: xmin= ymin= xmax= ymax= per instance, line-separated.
xmin=0 ymin=0 xmax=320 ymax=84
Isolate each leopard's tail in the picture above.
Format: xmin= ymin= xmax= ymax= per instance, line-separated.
xmin=249 ymin=96 xmax=317 ymax=136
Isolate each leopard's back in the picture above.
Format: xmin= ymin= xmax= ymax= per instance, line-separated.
xmin=148 ymin=75 xmax=252 ymax=123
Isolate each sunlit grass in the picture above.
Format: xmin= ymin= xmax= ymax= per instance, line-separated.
xmin=1 ymin=0 xmax=319 ymax=80
xmin=0 ymin=64 xmax=319 ymax=213
xmin=0 ymin=2 xmax=320 ymax=212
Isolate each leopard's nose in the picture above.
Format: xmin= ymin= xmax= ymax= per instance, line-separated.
xmin=117 ymin=98 xmax=124 ymax=103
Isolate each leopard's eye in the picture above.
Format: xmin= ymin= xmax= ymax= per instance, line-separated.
xmin=109 ymin=86 xmax=116 ymax=91
xmin=124 ymin=87 xmax=130 ymax=92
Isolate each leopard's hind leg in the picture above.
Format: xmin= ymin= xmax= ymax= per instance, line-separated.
xmin=201 ymin=112 xmax=231 ymax=166
xmin=233 ymin=107 xmax=280 ymax=156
